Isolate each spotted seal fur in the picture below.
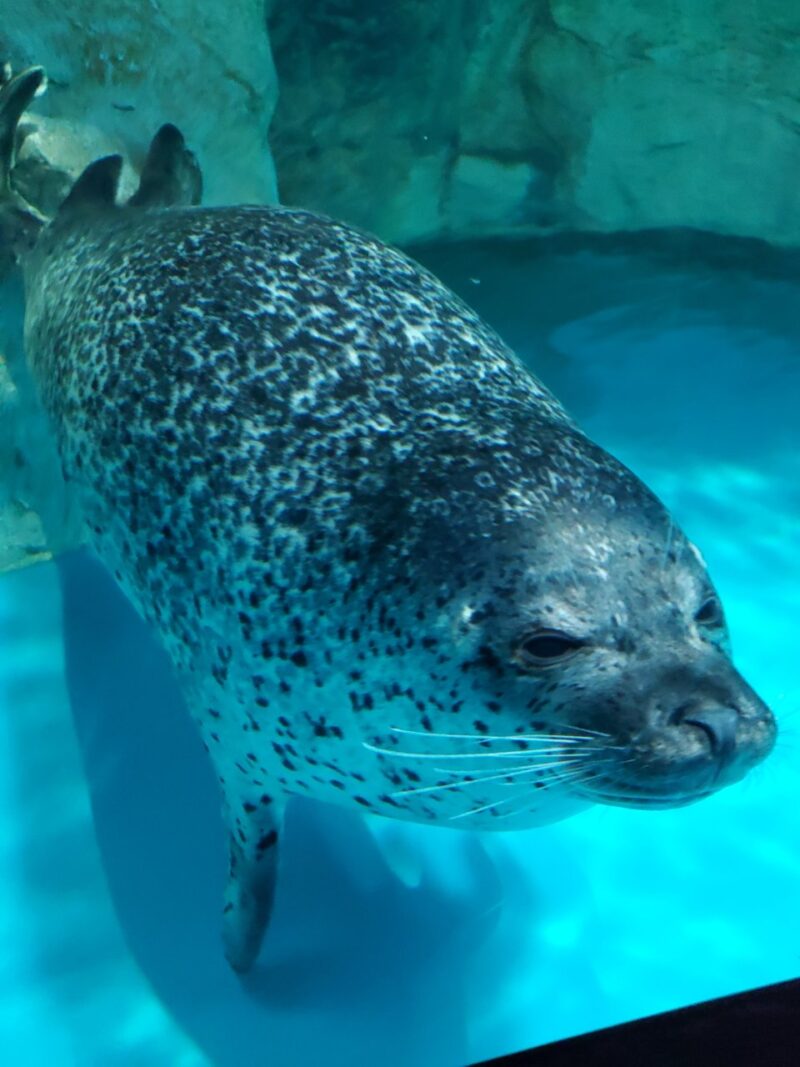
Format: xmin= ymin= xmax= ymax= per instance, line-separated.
xmin=1 ymin=68 xmax=776 ymax=972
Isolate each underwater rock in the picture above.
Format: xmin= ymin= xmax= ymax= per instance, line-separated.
xmin=0 ymin=329 xmax=85 ymax=574
xmin=269 ymin=0 xmax=800 ymax=245
xmin=12 ymin=113 xmax=139 ymax=218
xmin=1 ymin=1 xmax=279 ymax=572
xmin=1 ymin=0 xmax=278 ymax=207
xmin=0 ymin=276 xmax=90 ymax=581
xmin=528 ymin=2 xmax=800 ymax=245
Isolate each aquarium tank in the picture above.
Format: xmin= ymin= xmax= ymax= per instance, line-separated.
xmin=0 ymin=3 xmax=797 ymax=1065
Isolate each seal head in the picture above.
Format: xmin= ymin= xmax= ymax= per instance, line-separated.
xmin=355 ymin=416 xmax=775 ymax=822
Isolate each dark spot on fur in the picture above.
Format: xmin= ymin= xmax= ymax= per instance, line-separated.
xmin=257 ymin=830 xmax=278 ymax=851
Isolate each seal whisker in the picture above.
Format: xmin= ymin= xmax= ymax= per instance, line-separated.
xmin=439 ymin=757 xmax=593 ymax=782
xmin=389 ymin=727 xmax=604 ymax=745
xmin=364 ymin=742 xmax=608 ymax=761
xmin=533 ymin=761 xmax=617 ymax=787
xmin=388 ymin=757 xmax=595 ymax=798
xmin=389 ymin=767 xmax=532 ymax=798
xmin=526 ymin=725 xmax=614 ymax=740
xmin=532 ymin=768 xmax=590 ymax=787
xmin=499 ymin=762 xmax=599 ymax=788
xmin=450 ymin=764 xmax=606 ymax=821
xmin=450 ymin=793 xmax=523 ymax=821
xmin=433 ymin=756 xmax=596 ymax=773
xmin=387 ymin=747 xmax=612 ymax=798
xmin=494 ymin=771 xmax=608 ymax=820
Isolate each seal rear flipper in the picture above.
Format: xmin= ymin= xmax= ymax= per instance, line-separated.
xmin=222 ymin=795 xmax=285 ymax=973
xmin=0 ymin=64 xmax=48 ymax=265
xmin=0 ymin=64 xmax=46 ymax=192
xmin=57 ymin=154 xmax=123 ymax=218
xmin=128 ymin=123 xmax=202 ymax=208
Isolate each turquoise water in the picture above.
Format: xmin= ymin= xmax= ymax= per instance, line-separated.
xmin=1 ymin=239 xmax=797 ymax=1065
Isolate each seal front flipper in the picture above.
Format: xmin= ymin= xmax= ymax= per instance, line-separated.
xmin=128 ymin=123 xmax=202 ymax=208
xmin=222 ymin=794 xmax=285 ymax=973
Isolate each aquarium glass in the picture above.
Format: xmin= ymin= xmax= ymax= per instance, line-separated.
xmin=0 ymin=4 xmax=798 ymax=1065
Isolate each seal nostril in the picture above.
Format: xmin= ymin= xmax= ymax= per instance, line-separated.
xmin=683 ymin=707 xmax=739 ymax=763
xmin=668 ymin=702 xmax=693 ymax=728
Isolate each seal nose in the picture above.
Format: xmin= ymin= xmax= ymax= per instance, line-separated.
xmin=678 ymin=705 xmax=739 ymax=763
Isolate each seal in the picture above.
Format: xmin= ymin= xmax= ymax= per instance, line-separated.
xmin=1 ymin=67 xmax=777 ymax=972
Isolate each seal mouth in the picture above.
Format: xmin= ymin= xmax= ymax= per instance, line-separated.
xmin=583 ymin=785 xmax=716 ymax=810
xmin=572 ymin=757 xmax=735 ymax=809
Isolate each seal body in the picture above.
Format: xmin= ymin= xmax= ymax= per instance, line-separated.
xmin=19 ymin=185 xmax=776 ymax=970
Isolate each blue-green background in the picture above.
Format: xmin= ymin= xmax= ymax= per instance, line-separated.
xmin=1 ymin=238 xmax=798 ymax=1065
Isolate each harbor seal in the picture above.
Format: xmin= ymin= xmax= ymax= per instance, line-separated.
xmin=1 ymin=67 xmax=777 ymax=972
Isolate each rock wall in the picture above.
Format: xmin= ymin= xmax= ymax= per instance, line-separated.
xmin=6 ymin=1 xmax=794 ymax=247
xmin=2 ymin=0 xmax=278 ymax=206
xmin=0 ymin=313 xmax=85 ymax=574
xmin=268 ymin=0 xmax=800 ymax=246
xmin=1 ymin=1 xmax=279 ymax=573
xmin=3 ymin=0 xmax=800 ymax=570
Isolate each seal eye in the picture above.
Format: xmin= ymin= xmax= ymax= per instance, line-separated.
xmin=695 ymin=596 xmax=724 ymax=628
xmin=519 ymin=630 xmax=584 ymax=666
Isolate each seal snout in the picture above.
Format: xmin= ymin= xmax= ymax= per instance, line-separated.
xmin=658 ymin=680 xmax=776 ymax=771
xmin=583 ymin=666 xmax=777 ymax=809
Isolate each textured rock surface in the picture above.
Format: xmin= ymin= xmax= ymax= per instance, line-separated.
xmin=1 ymin=1 xmax=279 ymax=572
xmin=269 ymin=0 xmax=800 ymax=246
xmin=2 ymin=0 xmax=278 ymax=205
xmin=0 ymin=291 xmax=85 ymax=575
xmin=4 ymin=1 xmax=799 ymax=570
